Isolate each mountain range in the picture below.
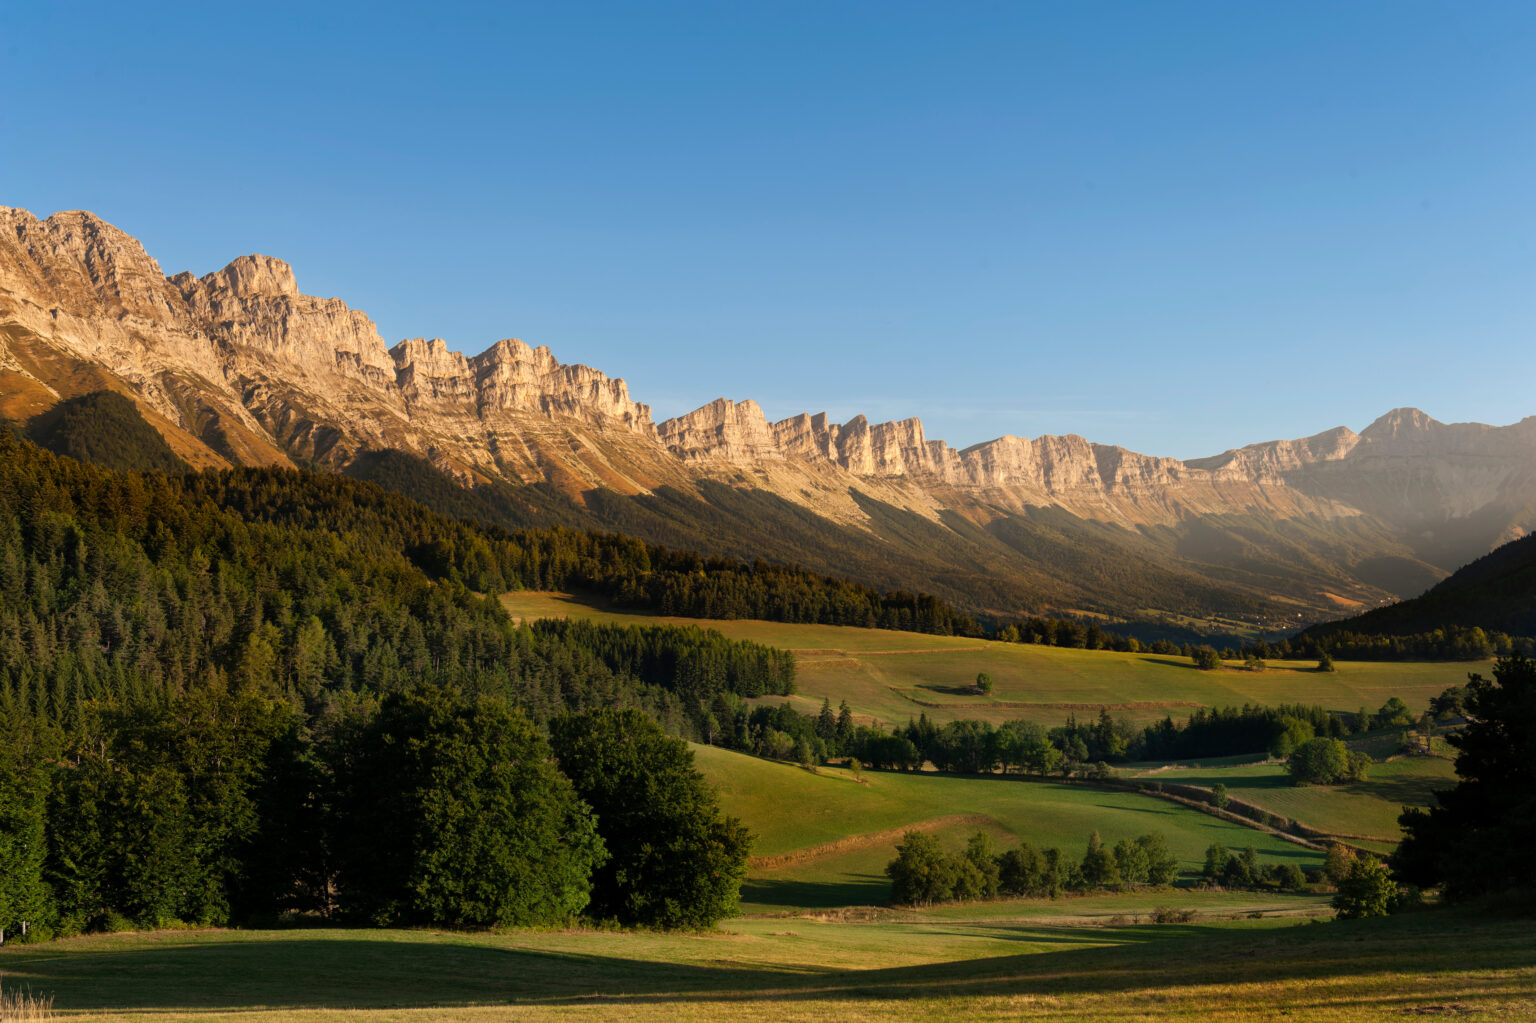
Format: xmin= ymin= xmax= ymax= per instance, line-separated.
xmin=4 ymin=206 xmax=1534 ymax=633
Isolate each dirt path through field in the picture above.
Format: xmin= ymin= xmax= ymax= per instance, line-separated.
xmin=749 ymin=813 xmax=993 ymax=871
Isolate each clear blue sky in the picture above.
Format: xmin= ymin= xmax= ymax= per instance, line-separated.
xmin=3 ymin=1 xmax=1533 ymax=458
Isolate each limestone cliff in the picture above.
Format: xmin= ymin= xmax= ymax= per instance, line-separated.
xmin=4 ymin=205 xmax=1535 ymax=618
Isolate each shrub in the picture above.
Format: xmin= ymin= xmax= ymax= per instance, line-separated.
xmin=1151 ymin=906 xmax=1195 ymax=924
xmin=1333 ymin=857 xmax=1398 ymax=919
xmin=1192 ymin=646 xmax=1223 ymax=671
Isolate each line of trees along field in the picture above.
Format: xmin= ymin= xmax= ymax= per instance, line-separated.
xmin=722 ymin=696 xmax=1421 ymax=774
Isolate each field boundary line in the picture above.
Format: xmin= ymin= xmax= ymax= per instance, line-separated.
xmin=750 ymin=814 xmax=992 ymax=870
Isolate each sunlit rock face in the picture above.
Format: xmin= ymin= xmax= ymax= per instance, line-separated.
xmin=4 ymin=205 xmax=1535 ymax=600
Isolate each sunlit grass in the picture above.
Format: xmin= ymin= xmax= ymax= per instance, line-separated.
xmin=1 ymin=905 xmax=1530 ymax=1022
xmin=501 ymin=592 xmax=1473 ymax=728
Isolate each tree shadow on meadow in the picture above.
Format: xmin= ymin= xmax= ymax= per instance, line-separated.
xmin=5 ymin=911 xmax=1532 ymax=1013
xmin=741 ymin=876 xmax=891 ymax=911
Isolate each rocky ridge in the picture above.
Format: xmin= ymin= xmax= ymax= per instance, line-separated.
xmin=4 ymin=206 xmax=1536 ymax=617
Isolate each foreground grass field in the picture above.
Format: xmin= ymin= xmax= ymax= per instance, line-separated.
xmin=693 ymin=745 xmax=1319 ymax=912
xmin=3 ymin=903 xmax=1532 ymax=1022
xmin=502 ymin=592 xmax=1472 ymax=728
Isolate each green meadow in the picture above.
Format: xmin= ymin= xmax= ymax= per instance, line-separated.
xmin=693 ymin=744 xmax=1320 ymax=912
xmin=7 ymin=593 xmax=1510 ymax=1023
xmin=500 ymin=591 xmax=1473 ymax=728
xmin=1130 ymin=754 xmax=1457 ymax=846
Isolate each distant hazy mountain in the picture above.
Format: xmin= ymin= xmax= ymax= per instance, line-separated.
xmin=4 ymin=205 xmax=1534 ymax=630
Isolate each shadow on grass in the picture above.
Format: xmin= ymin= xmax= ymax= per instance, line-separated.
xmin=7 ymin=910 xmax=1533 ymax=1013
xmin=741 ymin=876 xmax=890 ymax=910
xmin=1347 ymin=771 xmax=1449 ymax=808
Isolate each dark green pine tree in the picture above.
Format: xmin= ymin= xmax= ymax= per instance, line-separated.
xmin=0 ymin=713 xmax=52 ymax=942
xmin=1395 ymin=653 xmax=1536 ymax=899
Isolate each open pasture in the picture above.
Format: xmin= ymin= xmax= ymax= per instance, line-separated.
xmin=1131 ymin=754 xmax=1457 ymax=846
xmin=2 ymin=904 xmax=1532 ymax=1022
xmin=693 ymin=745 xmax=1320 ymax=912
xmin=501 ymin=592 xmax=1472 ymax=728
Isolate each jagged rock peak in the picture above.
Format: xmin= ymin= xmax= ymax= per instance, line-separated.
xmin=659 ymin=398 xmax=778 ymax=461
xmin=199 ymin=254 xmax=300 ymax=299
xmin=1 ymin=207 xmax=179 ymax=319
xmin=390 ymin=335 xmax=655 ymax=432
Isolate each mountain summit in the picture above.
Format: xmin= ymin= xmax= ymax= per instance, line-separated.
xmin=4 ymin=206 xmax=1534 ymax=627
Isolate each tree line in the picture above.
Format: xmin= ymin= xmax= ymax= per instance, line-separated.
xmin=885 ymin=828 xmax=1180 ymax=906
xmin=0 ymin=691 xmax=749 ymax=941
xmin=721 ymin=697 xmax=1416 ymax=775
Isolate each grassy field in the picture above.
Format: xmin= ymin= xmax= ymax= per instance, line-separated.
xmin=1130 ymin=755 xmax=1456 ymax=844
xmin=502 ymin=592 xmax=1473 ymax=728
xmin=693 ymin=745 xmax=1321 ymax=912
xmin=3 ymin=903 xmax=1533 ymax=1022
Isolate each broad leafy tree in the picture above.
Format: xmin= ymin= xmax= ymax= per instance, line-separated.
xmin=335 ymin=688 xmax=605 ymax=928
xmin=550 ymin=708 xmax=750 ymax=928
xmin=886 ymin=831 xmax=956 ymax=906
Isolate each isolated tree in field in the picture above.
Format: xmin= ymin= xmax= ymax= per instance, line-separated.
xmin=886 ymin=830 xmax=956 ymax=905
xmin=550 ymin=708 xmax=751 ymax=929
xmin=1395 ymin=654 xmax=1536 ymax=899
xmin=1209 ymin=782 xmax=1229 ymax=809
xmin=1192 ymin=646 xmax=1222 ymax=671
xmin=1332 ymin=857 xmax=1397 ymax=919
xmin=975 ymin=672 xmax=994 ymax=695
xmin=1316 ymin=651 xmax=1335 ymax=673
xmin=1287 ymin=737 xmax=1369 ymax=784
xmin=335 ymin=688 xmax=604 ymax=928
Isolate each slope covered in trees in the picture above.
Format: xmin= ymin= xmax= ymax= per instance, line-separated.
xmin=23 ymin=390 xmax=188 ymax=474
xmin=1300 ymin=532 xmax=1536 ymax=656
xmin=0 ymin=434 xmax=782 ymax=938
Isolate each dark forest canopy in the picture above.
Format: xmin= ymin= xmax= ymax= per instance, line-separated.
xmin=0 ymin=434 xmax=782 ymax=938
xmin=1300 ymin=532 xmax=1536 ymax=654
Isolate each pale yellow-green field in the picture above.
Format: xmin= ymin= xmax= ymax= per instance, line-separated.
xmin=4 ymin=903 xmax=1533 ymax=1022
xmin=501 ymin=591 xmax=1474 ymax=728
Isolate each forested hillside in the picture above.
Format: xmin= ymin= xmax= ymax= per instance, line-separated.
xmin=1301 ymin=532 xmax=1536 ymax=657
xmin=0 ymin=432 xmax=801 ymax=937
